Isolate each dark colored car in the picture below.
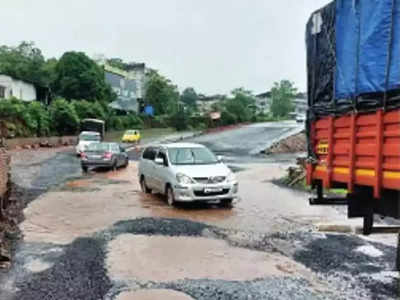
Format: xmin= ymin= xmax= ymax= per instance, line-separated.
xmin=81 ymin=142 xmax=129 ymax=172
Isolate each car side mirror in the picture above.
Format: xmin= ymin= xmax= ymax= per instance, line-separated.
xmin=217 ymin=155 xmax=223 ymax=162
xmin=155 ymin=158 xmax=164 ymax=165
xmin=120 ymin=147 xmax=126 ymax=153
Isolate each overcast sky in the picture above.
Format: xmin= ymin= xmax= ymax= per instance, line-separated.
xmin=1 ymin=0 xmax=330 ymax=95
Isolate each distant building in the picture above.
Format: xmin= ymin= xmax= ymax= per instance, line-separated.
xmin=196 ymin=94 xmax=225 ymax=114
xmin=293 ymin=93 xmax=307 ymax=117
xmin=0 ymin=74 xmax=37 ymax=102
xmin=255 ymin=92 xmax=271 ymax=114
xmin=102 ymin=63 xmax=146 ymax=113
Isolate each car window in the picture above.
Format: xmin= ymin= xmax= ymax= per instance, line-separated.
xmin=168 ymin=147 xmax=218 ymax=165
xmin=157 ymin=151 xmax=168 ymax=166
xmin=80 ymin=134 xmax=100 ymax=142
xmin=143 ymin=147 xmax=157 ymax=160
xmin=87 ymin=143 xmax=110 ymax=152
xmin=111 ymin=144 xmax=120 ymax=153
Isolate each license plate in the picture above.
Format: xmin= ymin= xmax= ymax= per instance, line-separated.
xmin=204 ymin=187 xmax=223 ymax=193
xmin=90 ymin=155 xmax=101 ymax=159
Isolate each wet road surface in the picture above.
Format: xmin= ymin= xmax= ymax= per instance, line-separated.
xmin=1 ymin=122 xmax=399 ymax=300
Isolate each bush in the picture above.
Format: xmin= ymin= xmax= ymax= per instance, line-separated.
xmin=26 ymin=102 xmax=51 ymax=136
xmin=72 ymin=100 xmax=106 ymax=121
xmin=221 ymin=110 xmax=238 ymax=125
xmin=49 ymin=99 xmax=80 ymax=135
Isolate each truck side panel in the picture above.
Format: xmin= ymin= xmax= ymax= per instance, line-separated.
xmin=307 ymin=108 xmax=400 ymax=198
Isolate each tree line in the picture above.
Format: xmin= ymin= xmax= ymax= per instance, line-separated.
xmin=0 ymin=41 xmax=298 ymax=138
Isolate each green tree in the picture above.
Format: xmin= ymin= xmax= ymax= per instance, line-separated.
xmin=72 ymin=100 xmax=106 ymax=120
xmin=144 ymin=70 xmax=179 ymax=115
xmin=0 ymin=41 xmax=52 ymax=87
xmin=54 ymin=51 xmax=115 ymax=102
xmin=270 ymin=80 xmax=297 ymax=118
xmin=49 ymin=99 xmax=80 ymax=135
xmin=180 ymin=87 xmax=198 ymax=109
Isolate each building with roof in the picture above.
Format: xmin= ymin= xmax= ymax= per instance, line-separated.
xmin=102 ymin=63 xmax=147 ymax=113
xmin=0 ymin=74 xmax=37 ymax=102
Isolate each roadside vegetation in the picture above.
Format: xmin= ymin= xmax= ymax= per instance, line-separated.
xmin=0 ymin=41 xmax=298 ymax=138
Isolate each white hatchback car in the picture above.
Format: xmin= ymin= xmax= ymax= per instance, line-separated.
xmin=138 ymin=143 xmax=238 ymax=206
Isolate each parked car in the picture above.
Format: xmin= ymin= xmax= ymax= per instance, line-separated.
xmin=76 ymin=131 xmax=101 ymax=155
xmin=296 ymin=114 xmax=306 ymax=123
xmin=81 ymin=142 xmax=129 ymax=172
xmin=138 ymin=143 xmax=238 ymax=206
xmin=122 ymin=130 xmax=141 ymax=143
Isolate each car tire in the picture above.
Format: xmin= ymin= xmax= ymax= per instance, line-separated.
xmin=112 ymin=160 xmax=117 ymax=171
xmin=82 ymin=166 xmax=88 ymax=173
xmin=123 ymin=159 xmax=129 ymax=168
xmin=166 ymin=186 xmax=176 ymax=207
xmin=220 ymin=198 xmax=233 ymax=207
xmin=141 ymin=177 xmax=152 ymax=194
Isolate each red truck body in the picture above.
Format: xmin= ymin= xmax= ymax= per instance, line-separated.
xmin=307 ymin=108 xmax=400 ymax=198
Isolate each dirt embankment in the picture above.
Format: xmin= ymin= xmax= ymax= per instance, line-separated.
xmin=263 ymin=131 xmax=306 ymax=155
xmin=0 ymin=146 xmax=13 ymax=268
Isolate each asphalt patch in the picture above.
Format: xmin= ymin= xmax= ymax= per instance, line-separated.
xmin=15 ymin=238 xmax=111 ymax=300
xmin=292 ymin=233 xmax=398 ymax=299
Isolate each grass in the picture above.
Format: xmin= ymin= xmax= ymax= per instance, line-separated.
xmin=104 ymin=128 xmax=177 ymax=143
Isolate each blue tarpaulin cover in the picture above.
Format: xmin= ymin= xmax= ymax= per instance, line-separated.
xmin=335 ymin=0 xmax=400 ymax=100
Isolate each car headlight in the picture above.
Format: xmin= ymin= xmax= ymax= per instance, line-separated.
xmin=176 ymin=173 xmax=195 ymax=185
xmin=226 ymin=172 xmax=236 ymax=183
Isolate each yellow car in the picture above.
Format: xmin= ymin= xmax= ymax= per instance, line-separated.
xmin=122 ymin=130 xmax=141 ymax=143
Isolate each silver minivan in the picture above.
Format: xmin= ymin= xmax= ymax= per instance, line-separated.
xmin=138 ymin=143 xmax=238 ymax=206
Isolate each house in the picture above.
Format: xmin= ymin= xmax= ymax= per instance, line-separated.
xmin=103 ymin=64 xmax=140 ymax=113
xmin=293 ymin=93 xmax=307 ymax=117
xmin=255 ymin=92 xmax=271 ymax=114
xmin=0 ymin=74 xmax=37 ymax=101
xmin=196 ymin=94 xmax=225 ymax=114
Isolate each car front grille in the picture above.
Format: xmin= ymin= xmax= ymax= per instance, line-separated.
xmin=194 ymin=176 xmax=226 ymax=184
xmin=194 ymin=189 xmax=230 ymax=197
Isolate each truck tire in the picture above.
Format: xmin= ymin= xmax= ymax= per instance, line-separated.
xmin=396 ymin=232 xmax=400 ymax=271
xmin=363 ymin=214 xmax=374 ymax=235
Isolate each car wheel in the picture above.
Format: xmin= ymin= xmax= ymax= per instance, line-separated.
xmin=82 ymin=166 xmax=88 ymax=173
xmin=167 ymin=186 xmax=176 ymax=207
xmin=123 ymin=159 xmax=129 ymax=168
xmin=141 ymin=177 xmax=152 ymax=194
xmin=112 ymin=160 xmax=117 ymax=171
xmin=220 ymin=198 xmax=233 ymax=207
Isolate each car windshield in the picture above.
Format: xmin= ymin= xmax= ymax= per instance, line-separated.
xmin=168 ymin=147 xmax=218 ymax=165
xmin=126 ymin=130 xmax=138 ymax=134
xmin=80 ymin=134 xmax=100 ymax=142
xmin=86 ymin=143 xmax=111 ymax=152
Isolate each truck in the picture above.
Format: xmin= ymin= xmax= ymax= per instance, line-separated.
xmin=306 ymin=0 xmax=400 ymax=245
xmin=81 ymin=119 xmax=105 ymax=141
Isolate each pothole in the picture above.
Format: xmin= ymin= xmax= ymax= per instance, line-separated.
xmin=115 ymin=289 xmax=194 ymax=300
xmin=106 ymin=234 xmax=309 ymax=282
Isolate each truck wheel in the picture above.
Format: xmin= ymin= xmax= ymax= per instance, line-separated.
xmin=82 ymin=166 xmax=88 ymax=173
xmin=363 ymin=214 xmax=374 ymax=235
xmin=396 ymin=232 xmax=400 ymax=271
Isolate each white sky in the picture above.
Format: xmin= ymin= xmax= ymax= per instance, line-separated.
xmin=1 ymin=0 xmax=331 ymax=95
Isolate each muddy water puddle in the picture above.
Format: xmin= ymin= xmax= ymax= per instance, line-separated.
xmin=116 ymin=289 xmax=194 ymax=300
xmin=106 ymin=234 xmax=309 ymax=282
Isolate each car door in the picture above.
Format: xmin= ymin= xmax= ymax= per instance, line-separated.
xmin=153 ymin=150 xmax=169 ymax=193
xmin=143 ymin=147 xmax=158 ymax=188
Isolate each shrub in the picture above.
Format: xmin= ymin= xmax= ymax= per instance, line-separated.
xmin=49 ymin=99 xmax=80 ymax=135
xmin=220 ymin=110 xmax=237 ymax=126
xmin=72 ymin=100 xmax=106 ymax=121
xmin=26 ymin=102 xmax=51 ymax=136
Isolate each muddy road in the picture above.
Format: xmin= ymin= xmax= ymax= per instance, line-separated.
xmin=0 ymin=122 xmax=399 ymax=300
